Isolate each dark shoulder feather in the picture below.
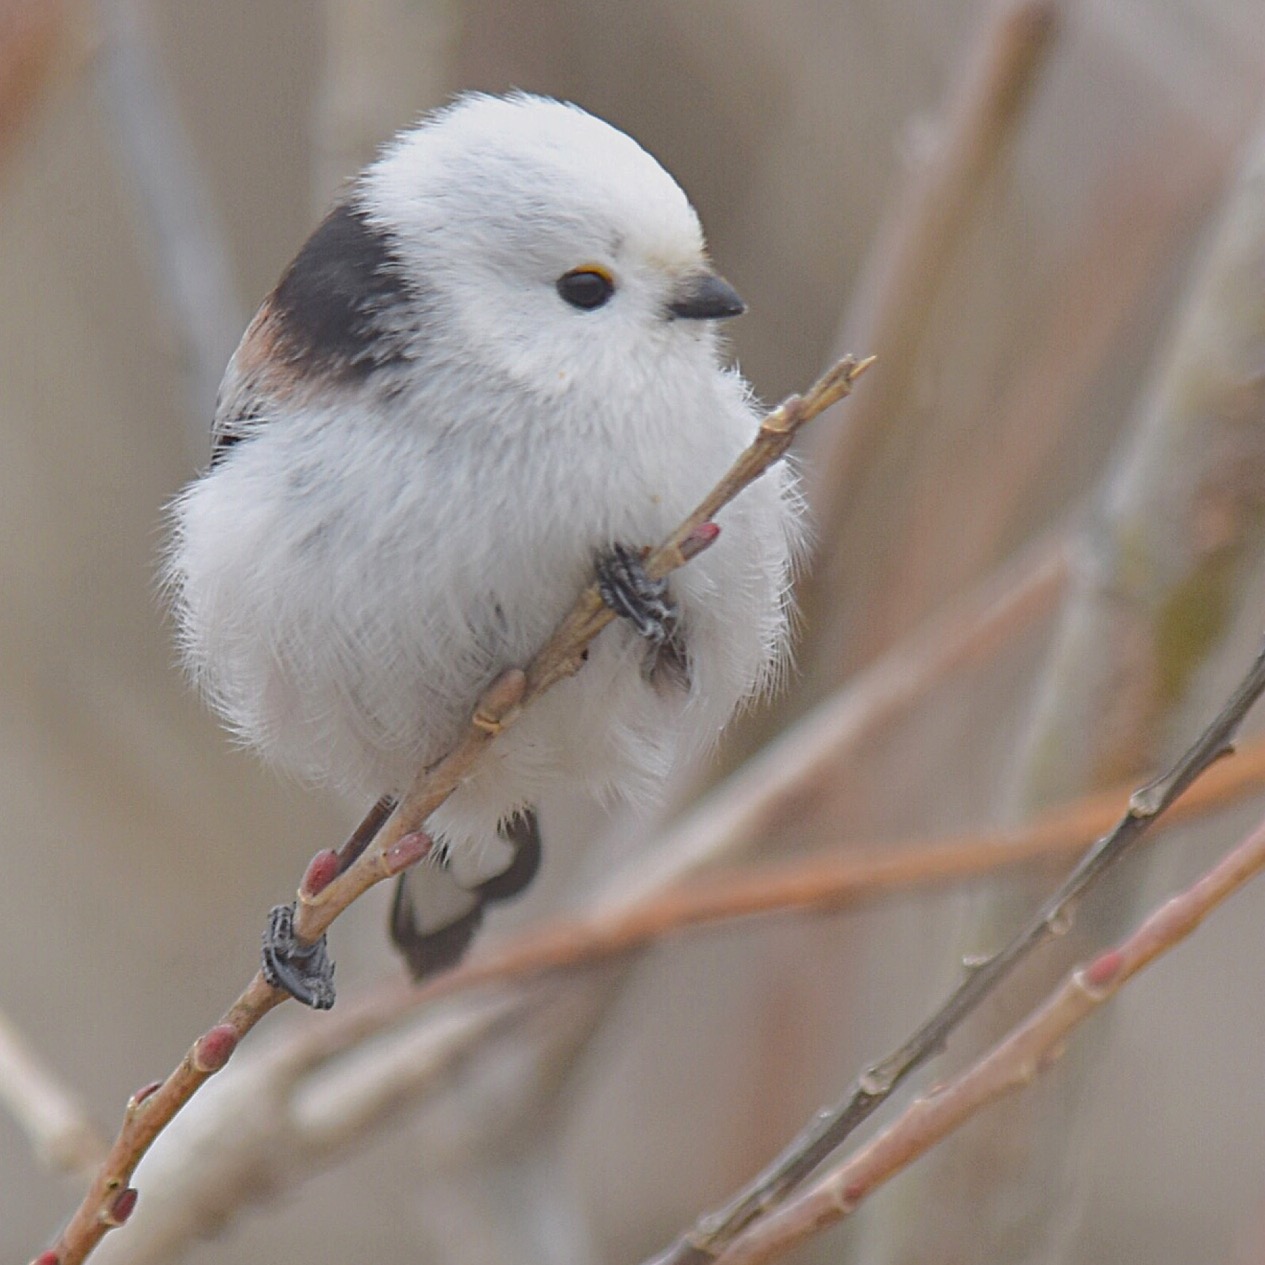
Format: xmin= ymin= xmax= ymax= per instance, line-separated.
xmin=209 ymin=198 xmax=417 ymax=465
xmin=271 ymin=199 xmax=415 ymax=379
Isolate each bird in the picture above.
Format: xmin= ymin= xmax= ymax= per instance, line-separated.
xmin=165 ymin=93 xmax=801 ymax=1006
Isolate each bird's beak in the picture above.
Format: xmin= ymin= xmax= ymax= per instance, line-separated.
xmin=668 ymin=271 xmax=746 ymax=321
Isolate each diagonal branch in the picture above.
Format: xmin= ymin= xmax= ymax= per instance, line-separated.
xmin=40 ymin=353 xmax=873 ymax=1265
xmin=713 ymin=797 xmax=1265 ymax=1265
xmin=644 ymin=639 xmax=1265 ymax=1265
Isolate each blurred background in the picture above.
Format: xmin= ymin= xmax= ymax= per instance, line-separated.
xmin=3 ymin=1 xmax=1265 ymax=1262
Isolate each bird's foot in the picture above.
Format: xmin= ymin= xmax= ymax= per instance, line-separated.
xmin=595 ymin=543 xmax=677 ymax=646
xmin=261 ymin=902 xmax=336 ymax=1009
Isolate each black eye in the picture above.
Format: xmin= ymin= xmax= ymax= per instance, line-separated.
xmin=557 ymin=267 xmax=615 ymax=310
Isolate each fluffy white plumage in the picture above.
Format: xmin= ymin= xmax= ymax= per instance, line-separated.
xmin=166 ymin=93 xmax=800 ymax=892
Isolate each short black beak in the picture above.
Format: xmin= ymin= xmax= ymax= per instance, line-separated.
xmin=668 ymin=271 xmax=746 ymax=321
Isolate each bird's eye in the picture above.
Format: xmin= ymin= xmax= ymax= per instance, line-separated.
xmin=557 ymin=267 xmax=615 ymax=310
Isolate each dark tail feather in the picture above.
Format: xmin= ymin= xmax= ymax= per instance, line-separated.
xmin=388 ymin=808 xmax=543 ymax=980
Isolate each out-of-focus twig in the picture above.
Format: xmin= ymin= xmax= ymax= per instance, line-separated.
xmin=282 ymin=723 xmax=1265 ymax=1060
xmin=312 ymin=0 xmax=458 ymax=206
xmin=644 ymin=640 xmax=1265 ymax=1265
xmin=802 ymin=0 xmax=1063 ymax=671
xmin=0 ymin=1007 xmax=106 ymax=1176
xmin=0 ymin=0 xmax=78 ymax=165
xmin=713 ymin=797 xmax=1265 ymax=1265
xmin=94 ymin=0 xmax=244 ymax=451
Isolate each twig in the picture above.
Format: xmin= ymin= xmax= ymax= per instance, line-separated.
xmin=39 ymin=353 xmax=873 ymax=1265
xmin=713 ymin=798 xmax=1265 ymax=1265
xmin=643 ymin=639 xmax=1265 ymax=1265
xmin=0 ymin=1007 xmax=107 ymax=1176
xmin=70 ymin=726 xmax=1265 ymax=1264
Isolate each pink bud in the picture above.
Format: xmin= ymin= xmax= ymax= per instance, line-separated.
xmin=679 ymin=521 xmax=720 ymax=562
xmin=130 ymin=1081 xmax=162 ymax=1108
xmin=1084 ymin=949 xmax=1124 ymax=989
xmin=384 ymin=832 xmax=431 ymax=875
xmin=300 ymin=849 xmax=340 ymax=898
xmin=194 ymin=1024 xmax=239 ymax=1073
xmin=105 ymin=1188 xmax=138 ymax=1227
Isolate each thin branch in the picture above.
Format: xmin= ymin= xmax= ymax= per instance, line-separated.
xmin=714 ymin=799 xmax=1265 ymax=1265
xmin=0 ymin=1008 xmax=107 ymax=1176
xmin=41 ymin=353 xmax=873 ymax=1265
xmin=643 ymin=639 xmax=1265 ymax=1265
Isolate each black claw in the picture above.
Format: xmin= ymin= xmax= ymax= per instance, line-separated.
xmin=596 ymin=543 xmax=677 ymax=646
xmin=261 ymin=902 xmax=336 ymax=1010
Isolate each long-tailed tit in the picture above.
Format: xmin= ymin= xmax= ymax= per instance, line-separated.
xmin=166 ymin=94 xmax=801 ymax=1006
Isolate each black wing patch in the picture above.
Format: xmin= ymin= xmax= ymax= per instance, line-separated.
xmin=209 ymin=199 xmax=418 ymax=466
xmin=271 ymin=199 xmax=415 ymax=379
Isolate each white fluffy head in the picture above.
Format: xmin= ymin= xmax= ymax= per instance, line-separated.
xmin=357 ymin=93 xmax=729 ymax=394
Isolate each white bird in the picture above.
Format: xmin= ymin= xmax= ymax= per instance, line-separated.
xmin=166 ymin=93 xmax=801 ymax=1004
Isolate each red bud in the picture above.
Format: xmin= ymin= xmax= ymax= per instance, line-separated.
xmin=194 ymin=1024 xmax=239 ymax=1073
xmin=679 ymin=521 xmax=720 ymax=562
xmin=300 ymin=849 xmax=340 ymax=898
xmin=1084 ymin=949 xmax=1124 ymax=989
xmin=384 ymin=832 xmax=431 ymax=875
xmin=105 ymin=1187 xmax=138 ymax=1227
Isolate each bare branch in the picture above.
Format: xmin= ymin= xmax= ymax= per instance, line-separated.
xmin=713 ymin=800 xmax=1265 ymax=1265
xmin=81 ymin=708 xmax=1265 ymax=1262
xmin=643 ymin=640 xmax=1265 ymax=1265
xmin=42 ymin=354 xmax=872 ymax=1265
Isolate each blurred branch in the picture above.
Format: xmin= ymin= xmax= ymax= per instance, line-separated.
xmin=714 ymin=796 xmax=1265 ymax=1265
xmin=94 ymin=0 xmax=244 ymax=451
xmin=0 ymin=0 xmax=83 ymax=166
xmin=0 ymin=1007 xmax=106 ymax=1176
xmin=312 ymin=0 xmax=459 ymax=207
xmin=41 ymin=355 xmax=872 ymax=1265
xmin=881 ymin=106 xmax=1265 ymax=1264
xmin=287 ymin=722 xmax=1265 ymax=1057
xmin=801 ymin=0 xmax=1063 ymax=672
xmin=643 ymin=640 xmax=1265 ymax=1265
